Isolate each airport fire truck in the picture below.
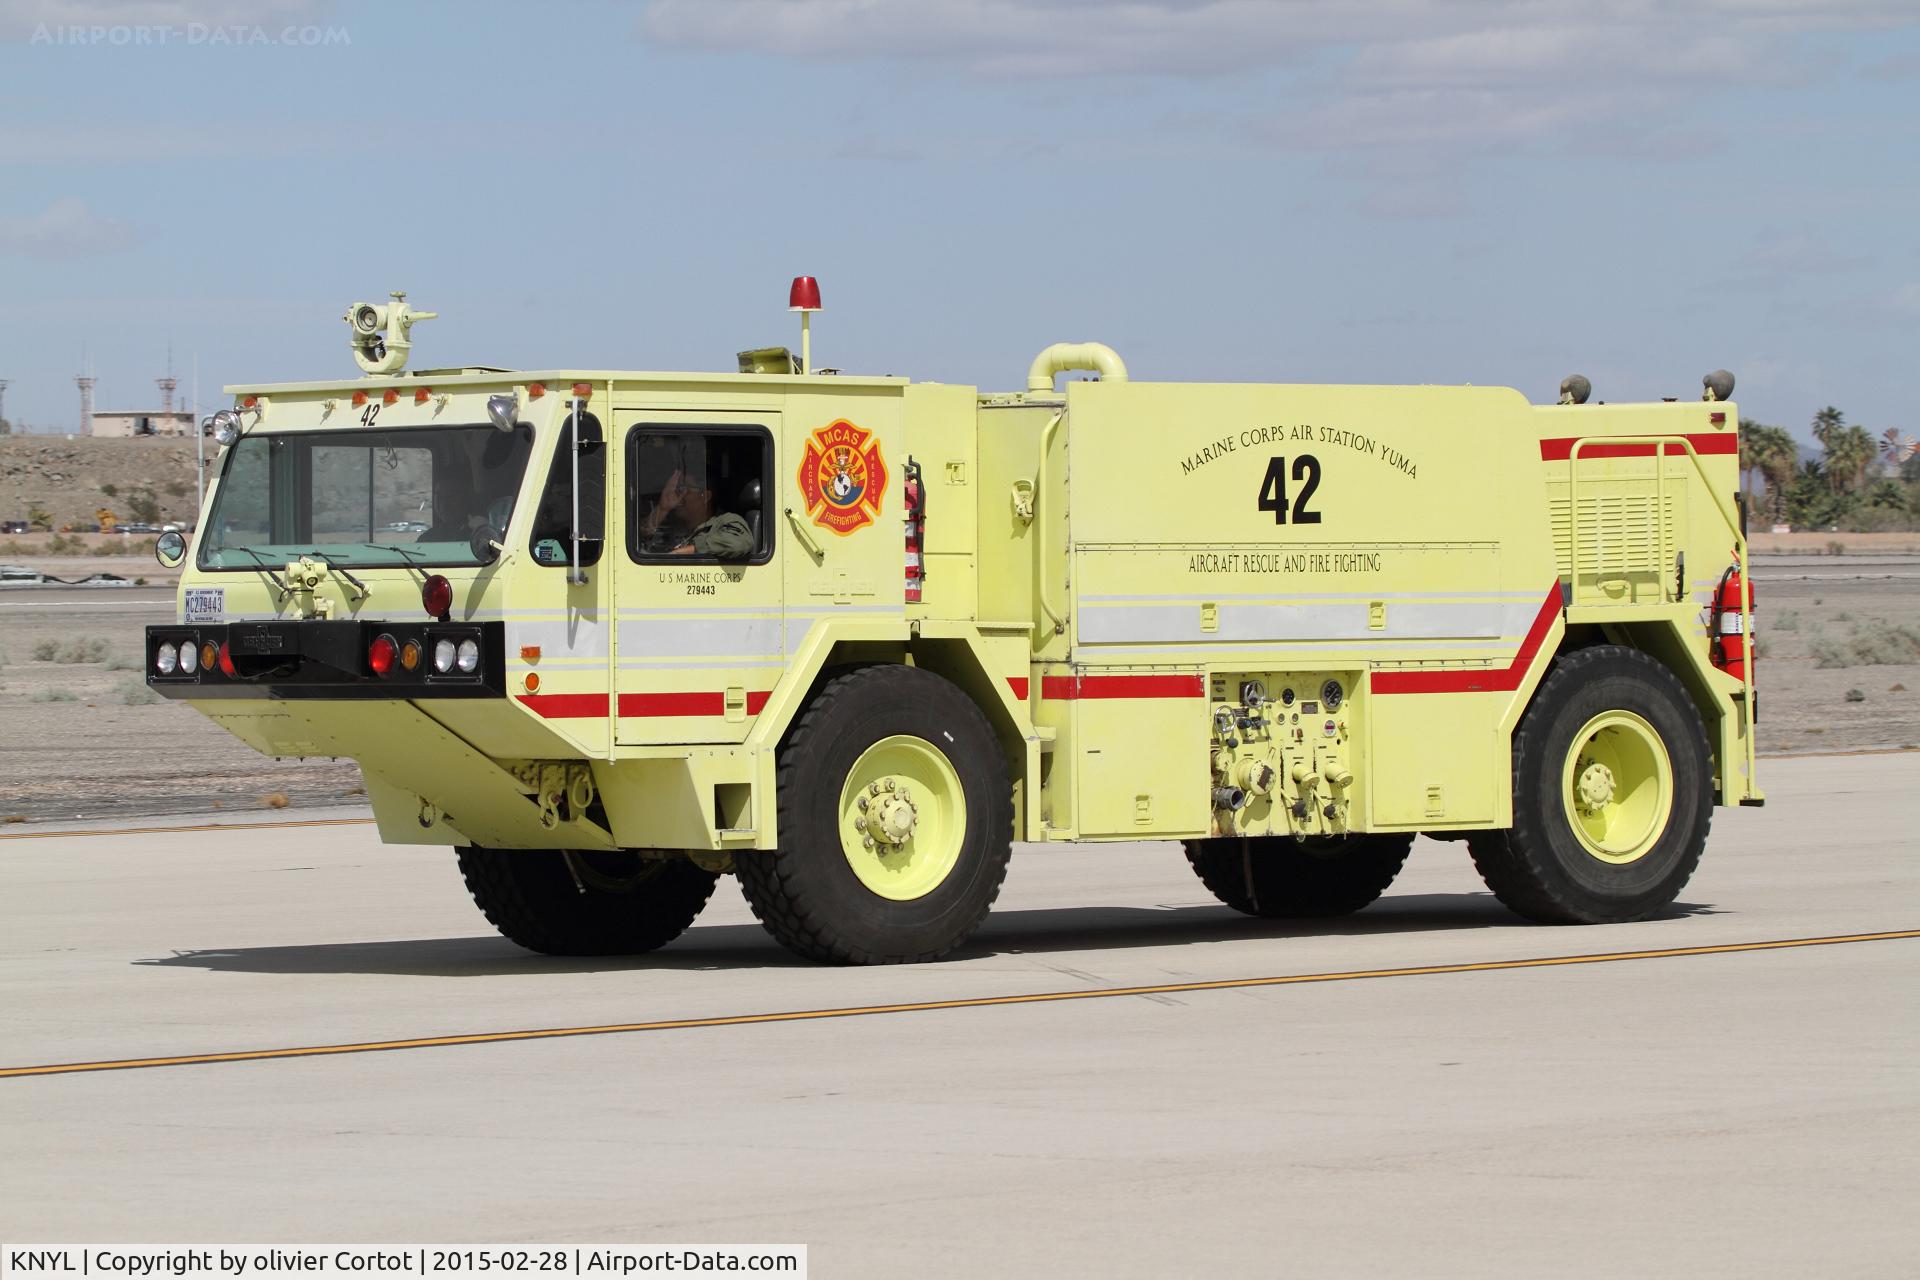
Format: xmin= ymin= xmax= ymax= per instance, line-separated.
xmin=148 ymin=285 xmax=1759 ymax=964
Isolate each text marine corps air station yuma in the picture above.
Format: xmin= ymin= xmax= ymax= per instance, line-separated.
xmin=147 ymin=284 xmax=1761 ymax=964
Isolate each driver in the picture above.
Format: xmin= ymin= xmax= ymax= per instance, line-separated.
xmin=638 ymin=464 xmax=752 ymax=559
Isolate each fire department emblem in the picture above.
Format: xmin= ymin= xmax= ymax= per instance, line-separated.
xmin=797 ymin=418 xmax=888 ymax=536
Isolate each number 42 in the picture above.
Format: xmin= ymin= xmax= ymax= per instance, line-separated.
xmin=1257 ymin=454 xmax=1322 ymax=524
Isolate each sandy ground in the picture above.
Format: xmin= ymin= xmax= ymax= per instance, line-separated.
xmin=0 ymin=551 xmax=1914 ymax=823
xmin=0 ymin=755 xmax=1915 ymax=1274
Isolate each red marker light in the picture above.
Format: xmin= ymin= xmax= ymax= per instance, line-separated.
xmin=571 ymin=381 xmax=592 ymax=399
xmin=217 ymin=642 xmax=235 ymax=677
xmin=242 ymin=395 xmax=258 ymax=409
xmin=529 ymin=382 xmax=546 ymax=399
xmin=383 ymin=388 xmax=399 ymax=406
xmin=789 ymin=275 xmax=822 ymax=311
xmin=421 ymin=574 xmax=453 ymax=619
xmin=415 ymin=387 xmax=432 ymax=404
xmin=368 ymin=634 xmax=398 ymax=677
xmin=352 ymin=390 xmax=368 ymax=407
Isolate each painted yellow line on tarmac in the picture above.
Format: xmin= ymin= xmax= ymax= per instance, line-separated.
xmin=3 ymin=929 xmax=1914 ymax=1081
xmin=0 ymin=816 xmax=375 ymax=841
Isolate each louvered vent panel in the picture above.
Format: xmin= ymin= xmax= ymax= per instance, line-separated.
xmin=1549 ymin=492 xmax=1678 ymax=580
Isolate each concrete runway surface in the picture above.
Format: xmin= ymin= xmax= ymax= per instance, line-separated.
xmin=1 ymin=754 xmax=1916 ymax=1278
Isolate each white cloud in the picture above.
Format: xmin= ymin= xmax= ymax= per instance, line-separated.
xmin=636 ymin=0 xmax=1919 ymax=166
xmin=637 ymin=1 xmax=1917 ymax=78
xmin=0 ymin=197 xmax=137 ymax=258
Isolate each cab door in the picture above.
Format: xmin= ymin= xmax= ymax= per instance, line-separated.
xmin=612 ymin=410 xmax=784 ymax=746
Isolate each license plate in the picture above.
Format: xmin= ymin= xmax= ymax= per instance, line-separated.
xmin=184 ymin=587 xmax=224 ymax=622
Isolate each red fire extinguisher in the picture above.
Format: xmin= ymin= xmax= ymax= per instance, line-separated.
xmin=903 ymin=457 xmax=926 ymax=603
xmin=1710 ymin=563 xmax=1754 ymax=683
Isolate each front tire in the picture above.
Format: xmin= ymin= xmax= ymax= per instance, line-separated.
xmin=1184 ymin=833 xmax=1413 ymax=917
xmin=1468 ymin=645 xmax=1712 ymax=924
xmin=458 ymin=847 xmax=719 ymax=956
xmin=736 ymin=665 xmax=1014 ymax=964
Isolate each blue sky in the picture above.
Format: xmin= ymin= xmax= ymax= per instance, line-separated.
xmin=2 ymin=0 xmax=1915 ymax=445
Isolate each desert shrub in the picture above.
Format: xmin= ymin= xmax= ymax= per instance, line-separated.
xmin=105 ymin=651 xmax=143 ymax=671
xmin=100 ymin=483 xmax=118 ymax=497
xmin=1810 ymin=635 xmax=1852 ymax=669
xmin=1774 ymin=611 xmax=1800 ymax=632
xmin=125 ymin=489 xmax=162 ymax=523
xmin=32 ymin=688 xmax=77 ymax=702
xmin=117 ymin=676 xmax=163 ymax=705
xmin=34 ymin=636 xmax=108 ymax=663
xmin=1845 ymin=688 xmax=1866 ymax=703
xmin=1825 ymin=540 xmax=1847 ymax=555
xmin=1810 ymin=624 xmax=1920 ymax=669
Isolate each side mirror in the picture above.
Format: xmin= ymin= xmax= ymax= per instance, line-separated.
xmin=155 ymin=530 xmax=187 ymax=568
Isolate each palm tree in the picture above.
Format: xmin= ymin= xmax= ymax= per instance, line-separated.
xmin=1743 ymin=423 xmax=1799 ymax=525
xmin=1826 ymin=424 xmax=1876 ymax=496
xmin=1812 ymin=406 xmax=1844 ymax=445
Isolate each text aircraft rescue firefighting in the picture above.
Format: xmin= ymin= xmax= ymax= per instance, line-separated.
xmin=148 ymin=282 xmax=1760 ymax=964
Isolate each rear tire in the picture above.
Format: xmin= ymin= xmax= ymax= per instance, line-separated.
xmin=736 ymin=665 xmax=1014 ymax=964
xmin=1468 ymin=645 xmax=1712 ymax=924
xmin=1184 ymin=833 xmax=1413 ymax=917
xmin=457 ymin=847 xmax=718 ymax=956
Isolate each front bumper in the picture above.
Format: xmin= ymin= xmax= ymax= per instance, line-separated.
xmin=145 ymin=619 xmax=506 ymax=700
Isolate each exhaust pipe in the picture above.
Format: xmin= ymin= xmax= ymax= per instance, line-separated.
xmin=1027 ymin=342 xmax=1129 ymax=393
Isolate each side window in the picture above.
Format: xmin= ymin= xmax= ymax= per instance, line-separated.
xmin=529 ymin=410 xmax=605 ymax=567
xmin=627 ymin=426 xmax=772 ymax=564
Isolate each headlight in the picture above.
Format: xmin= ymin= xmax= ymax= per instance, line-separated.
xmin=432 ymin=638 xmax=456 ymax=673
xmin=155 ymin=642 xmax=178 ymax=675
xmin=210 ymin=410 xmax=241 ymax=446
xmin=455 ymin=638 xmax=480 ymax=674
xmin=179 ymin=641 xmax=199 ymax=674
xmin=486 ymin=394 xmax=518 ymax=432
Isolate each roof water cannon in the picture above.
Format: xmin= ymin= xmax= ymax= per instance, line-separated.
xmin=345 ymin=291 xmax=437 ymax=377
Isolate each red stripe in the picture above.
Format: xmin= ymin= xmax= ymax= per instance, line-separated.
xmin=517 ymin=691 xmax=772 ymax=719
xmin=616 ymin=690 xmax=773 ymax=718
xmin=1538 ymin=433 xmax=1737 ymax=462
xmin=1006 ymin=676 xmax=1030 ymax=701
xmin=516 ymin=693 xmax=610 ymax=719
xmin=1040 ymin=673 xmax=1206 ymax=700
xmin=1371 ymin=588 xmax=1562 ymax=695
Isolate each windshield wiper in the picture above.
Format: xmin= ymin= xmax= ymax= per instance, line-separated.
xmin=302 ymin=551 xmax=371 ymax=601
xmin=363 ymin=541 xmax=427 ymax=568
xmin=219 ymin=545 xmax=292 ymax=599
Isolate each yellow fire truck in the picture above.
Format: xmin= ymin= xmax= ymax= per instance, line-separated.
xmin=148 ymin=286 xmax=1759 ymax=964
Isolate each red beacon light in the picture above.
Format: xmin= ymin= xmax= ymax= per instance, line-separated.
xmin=421 ymin=574 xmax=453 ymax=620
xmin=788 ymin=276 xmax=822 ymax=374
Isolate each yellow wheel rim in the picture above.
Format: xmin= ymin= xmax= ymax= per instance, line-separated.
xmin=838 ymin=734 xmax=968 ymax=901
xmin=1561 ymin=710 xmax=1673 ymax=865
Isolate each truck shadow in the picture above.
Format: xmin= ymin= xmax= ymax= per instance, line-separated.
xmin=136 ymin=893 xmax=1719 ymax=977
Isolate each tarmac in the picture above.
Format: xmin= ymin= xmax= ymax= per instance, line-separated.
xmin=1 ymin=753 xmax=1916 ymax=1277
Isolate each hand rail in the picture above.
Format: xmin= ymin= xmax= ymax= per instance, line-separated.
xmin=1035 ymin=410 xmax=1067 ymax=636
xmin=1565 ymin=434 xmax=1753 ymax=796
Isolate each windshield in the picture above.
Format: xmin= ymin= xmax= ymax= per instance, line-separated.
xmin=198 ymin=423 xmax=535 ymax=570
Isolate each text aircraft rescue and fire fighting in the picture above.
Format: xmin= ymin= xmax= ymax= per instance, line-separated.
xmin=147 ymin=282 xmax=1759 ymax=964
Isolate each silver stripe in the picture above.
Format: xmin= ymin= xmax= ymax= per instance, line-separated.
xmin=622 ymin=616 xmax=784 ymax=658
xmin=1078 ymin=590 xmax=1543 ymax=603
xmin=1077 ymin=598 xmax=1534 ymax=645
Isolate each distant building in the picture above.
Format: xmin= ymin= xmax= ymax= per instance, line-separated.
xmin=90 ymin=409 xmax=196 ymax=438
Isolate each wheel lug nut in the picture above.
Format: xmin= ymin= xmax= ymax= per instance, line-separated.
xmin=885 ymin=778 xmax=896 ymax=792
xmin=854 ymin=816 xmax=867 ymax=832
xmin=863 ymin=835 xmax=875 ymax=850
xmin=856 ymin=795 xmax=868 ymax=811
